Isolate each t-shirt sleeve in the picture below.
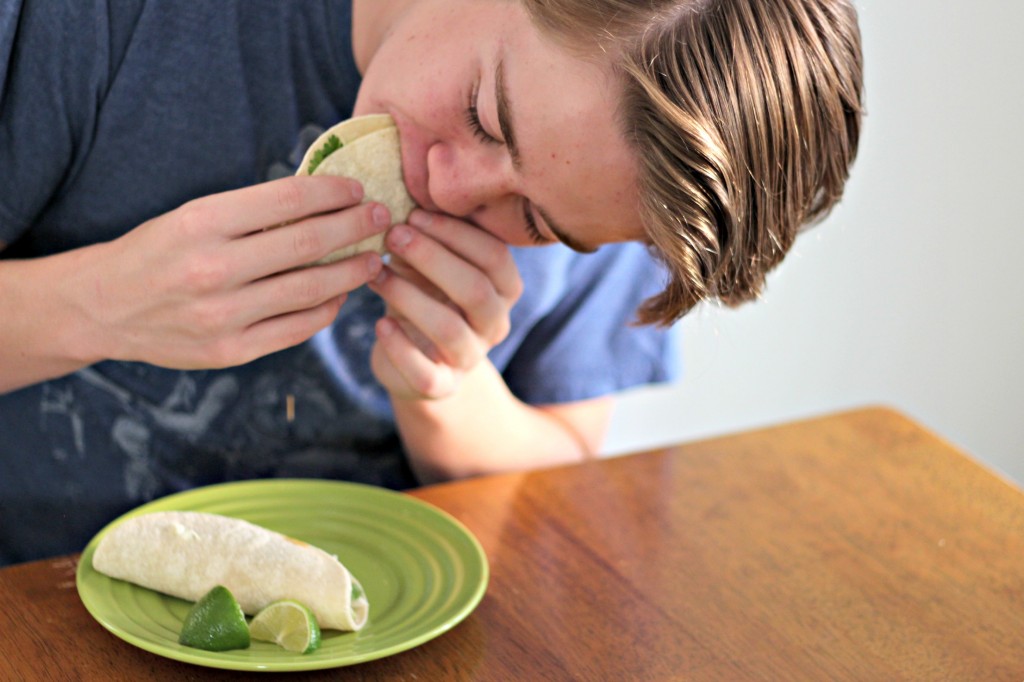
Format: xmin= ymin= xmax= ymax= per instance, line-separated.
xmin=494 ymin=242 xmax=682 ymax=405
xmin=0 ymin=0 xmax=121 ymax=243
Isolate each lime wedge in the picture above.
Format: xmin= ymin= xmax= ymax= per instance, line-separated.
xmin=250 ymin=600 xmax=322 ymax=654
xmin=178 ymin=585 xmax=251 ymax=652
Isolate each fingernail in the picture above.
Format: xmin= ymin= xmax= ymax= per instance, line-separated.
xmin=350 ymin=182 xmax=365 ymax=202
xmin=377 ymin=317 xmax=395 ymax=337
xmin=389 ymin=224 xmax=414 ymax=251
xmin=366 ymin=254 xmax=383 ymax=279
xmin=408 ymin=209 xmax=433 ymax=228
xmin=372 ymin=204 xmax=390 ymax=228
xmin=373 ymin=266 xmax=388 ymax=285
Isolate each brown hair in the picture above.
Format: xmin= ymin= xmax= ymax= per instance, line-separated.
xmin=522 ymin=0 xmax=864 ymax=325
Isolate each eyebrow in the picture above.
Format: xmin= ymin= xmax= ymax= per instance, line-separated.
xmin=495 ymin=59 xmax=597 ymax=255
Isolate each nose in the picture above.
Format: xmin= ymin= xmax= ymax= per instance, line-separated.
xmin=426 ymin=141 xmax=518 ymax=219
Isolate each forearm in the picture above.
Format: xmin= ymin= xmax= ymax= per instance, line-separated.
xmin=0 ymin=245 xmax=108 ymax=393
xmin=391 ymin=360 xmax=612 ymax=484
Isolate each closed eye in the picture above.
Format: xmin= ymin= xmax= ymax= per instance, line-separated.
xmin=522 ymin=200 xmax=553 ymax=245
xmin=466 ymin=81 xmax=502 ymax=146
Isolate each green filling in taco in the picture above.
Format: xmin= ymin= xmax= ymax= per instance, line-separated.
xmin=306 ymin=134 xmax=343 ymax=175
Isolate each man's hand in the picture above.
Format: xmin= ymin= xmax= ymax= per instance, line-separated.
xmin=74 ymin=175 xmax=390 ymax=369
xmin=368 ymin=209 xmax=523 ymax=400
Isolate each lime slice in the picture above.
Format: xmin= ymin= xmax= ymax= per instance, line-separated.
xmin=178 ymin=585 xmax=251 ymax=652
xmin=250 ymin=600 xmax=322 ymax=654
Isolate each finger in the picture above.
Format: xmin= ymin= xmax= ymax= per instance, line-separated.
xmin=181 ymin=175 xmax=365 ymax=239
xmin=373 ymin=317 xmax=457 ymax=400
xmin=231 ymin=202 xmax=390 ymax=282
xmin=229 ymin=252 xmax=383 ymax=327
xmin=405 ymin=210 xmax=523 ymax=300
xmin=193 ymin=295 xmax=346 ymax=369
xmin=368 ymin=268 xmax=484 ymax=370
xmin=383 ymin=224 xmax=510 ymax=340
xmin=235 ymin=295 xmax=347 ymax=365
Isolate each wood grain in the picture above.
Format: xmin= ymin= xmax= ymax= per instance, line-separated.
xmin=1 ymin=407 xmax=1022 ymax=680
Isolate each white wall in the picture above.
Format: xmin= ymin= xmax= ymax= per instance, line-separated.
xmin=602 ymin=0 xmax=1024 ymax=485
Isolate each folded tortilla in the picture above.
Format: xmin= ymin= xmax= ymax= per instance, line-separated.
xmin=92 ymin=511 xmax=369 ymax=631
xmin=297 ymin=113 xmax=416 ymax=263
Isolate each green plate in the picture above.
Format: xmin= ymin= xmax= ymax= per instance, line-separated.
xmin=76 ymin=479 xmax=488 ymax=672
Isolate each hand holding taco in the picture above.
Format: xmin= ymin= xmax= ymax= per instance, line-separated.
xmin=297 ymin=114 xmax=417 ymax=263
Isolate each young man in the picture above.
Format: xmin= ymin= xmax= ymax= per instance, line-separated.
xmin=0 ymin=0 xmax=862 ymax=563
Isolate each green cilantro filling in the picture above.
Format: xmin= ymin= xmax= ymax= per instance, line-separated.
xmin=306 ymin=134 xmax=343 ymax=175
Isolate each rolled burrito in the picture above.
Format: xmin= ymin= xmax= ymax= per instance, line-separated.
xmin=92 ymin=511 xmax=369 ymax=631
xmin=297 ymin=113 xmax=416 ymax=264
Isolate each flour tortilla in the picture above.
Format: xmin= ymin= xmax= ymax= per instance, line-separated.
xmin=91 ymin=511 xmax=369 ymax=631
xmin=297 ymin=113 xmax=416 ymax=264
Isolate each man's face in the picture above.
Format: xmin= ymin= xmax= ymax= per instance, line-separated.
xmin=354 ymin=0 xmax=643 ymax=252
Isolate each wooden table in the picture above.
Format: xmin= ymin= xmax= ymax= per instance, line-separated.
xmin=2 ymin=407 xmax=1022 ymax=680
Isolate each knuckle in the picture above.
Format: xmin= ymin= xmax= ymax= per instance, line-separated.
xmin=292 ymin=273 xmax=326 ymax=305
xmin=461 ymin=277 xmax=493 ymax=310
xmin=191 ymin=299 xmax=229 ymax=335
xmin=480 ymin=241 xmax=512 ymax=271
xmin=452 ymin=348 xmax=481 ymax=373
xmin=413 ymin=373 xmax=445 ymax=400
xmin=175 ymin=201 xmax=217 ymax=240
xmin=182 ymin=255 xmax=229 ymax=293
xmin=433 ymin=312 xmax=465 ymax=350
xmin=274 ymin=178 xmax=307 ymax=216
xmin=291 ymin=223 xmax=324 ymax=261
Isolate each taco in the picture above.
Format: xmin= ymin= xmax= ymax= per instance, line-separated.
xmin=91 ymin=511 xmax=369 ymax=631
xmin=296 ymin=113 xmax=416 ymax=263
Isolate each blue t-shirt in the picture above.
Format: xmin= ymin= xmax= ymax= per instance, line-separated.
xmin=0 ymin=0 xmax=679 ymax=565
